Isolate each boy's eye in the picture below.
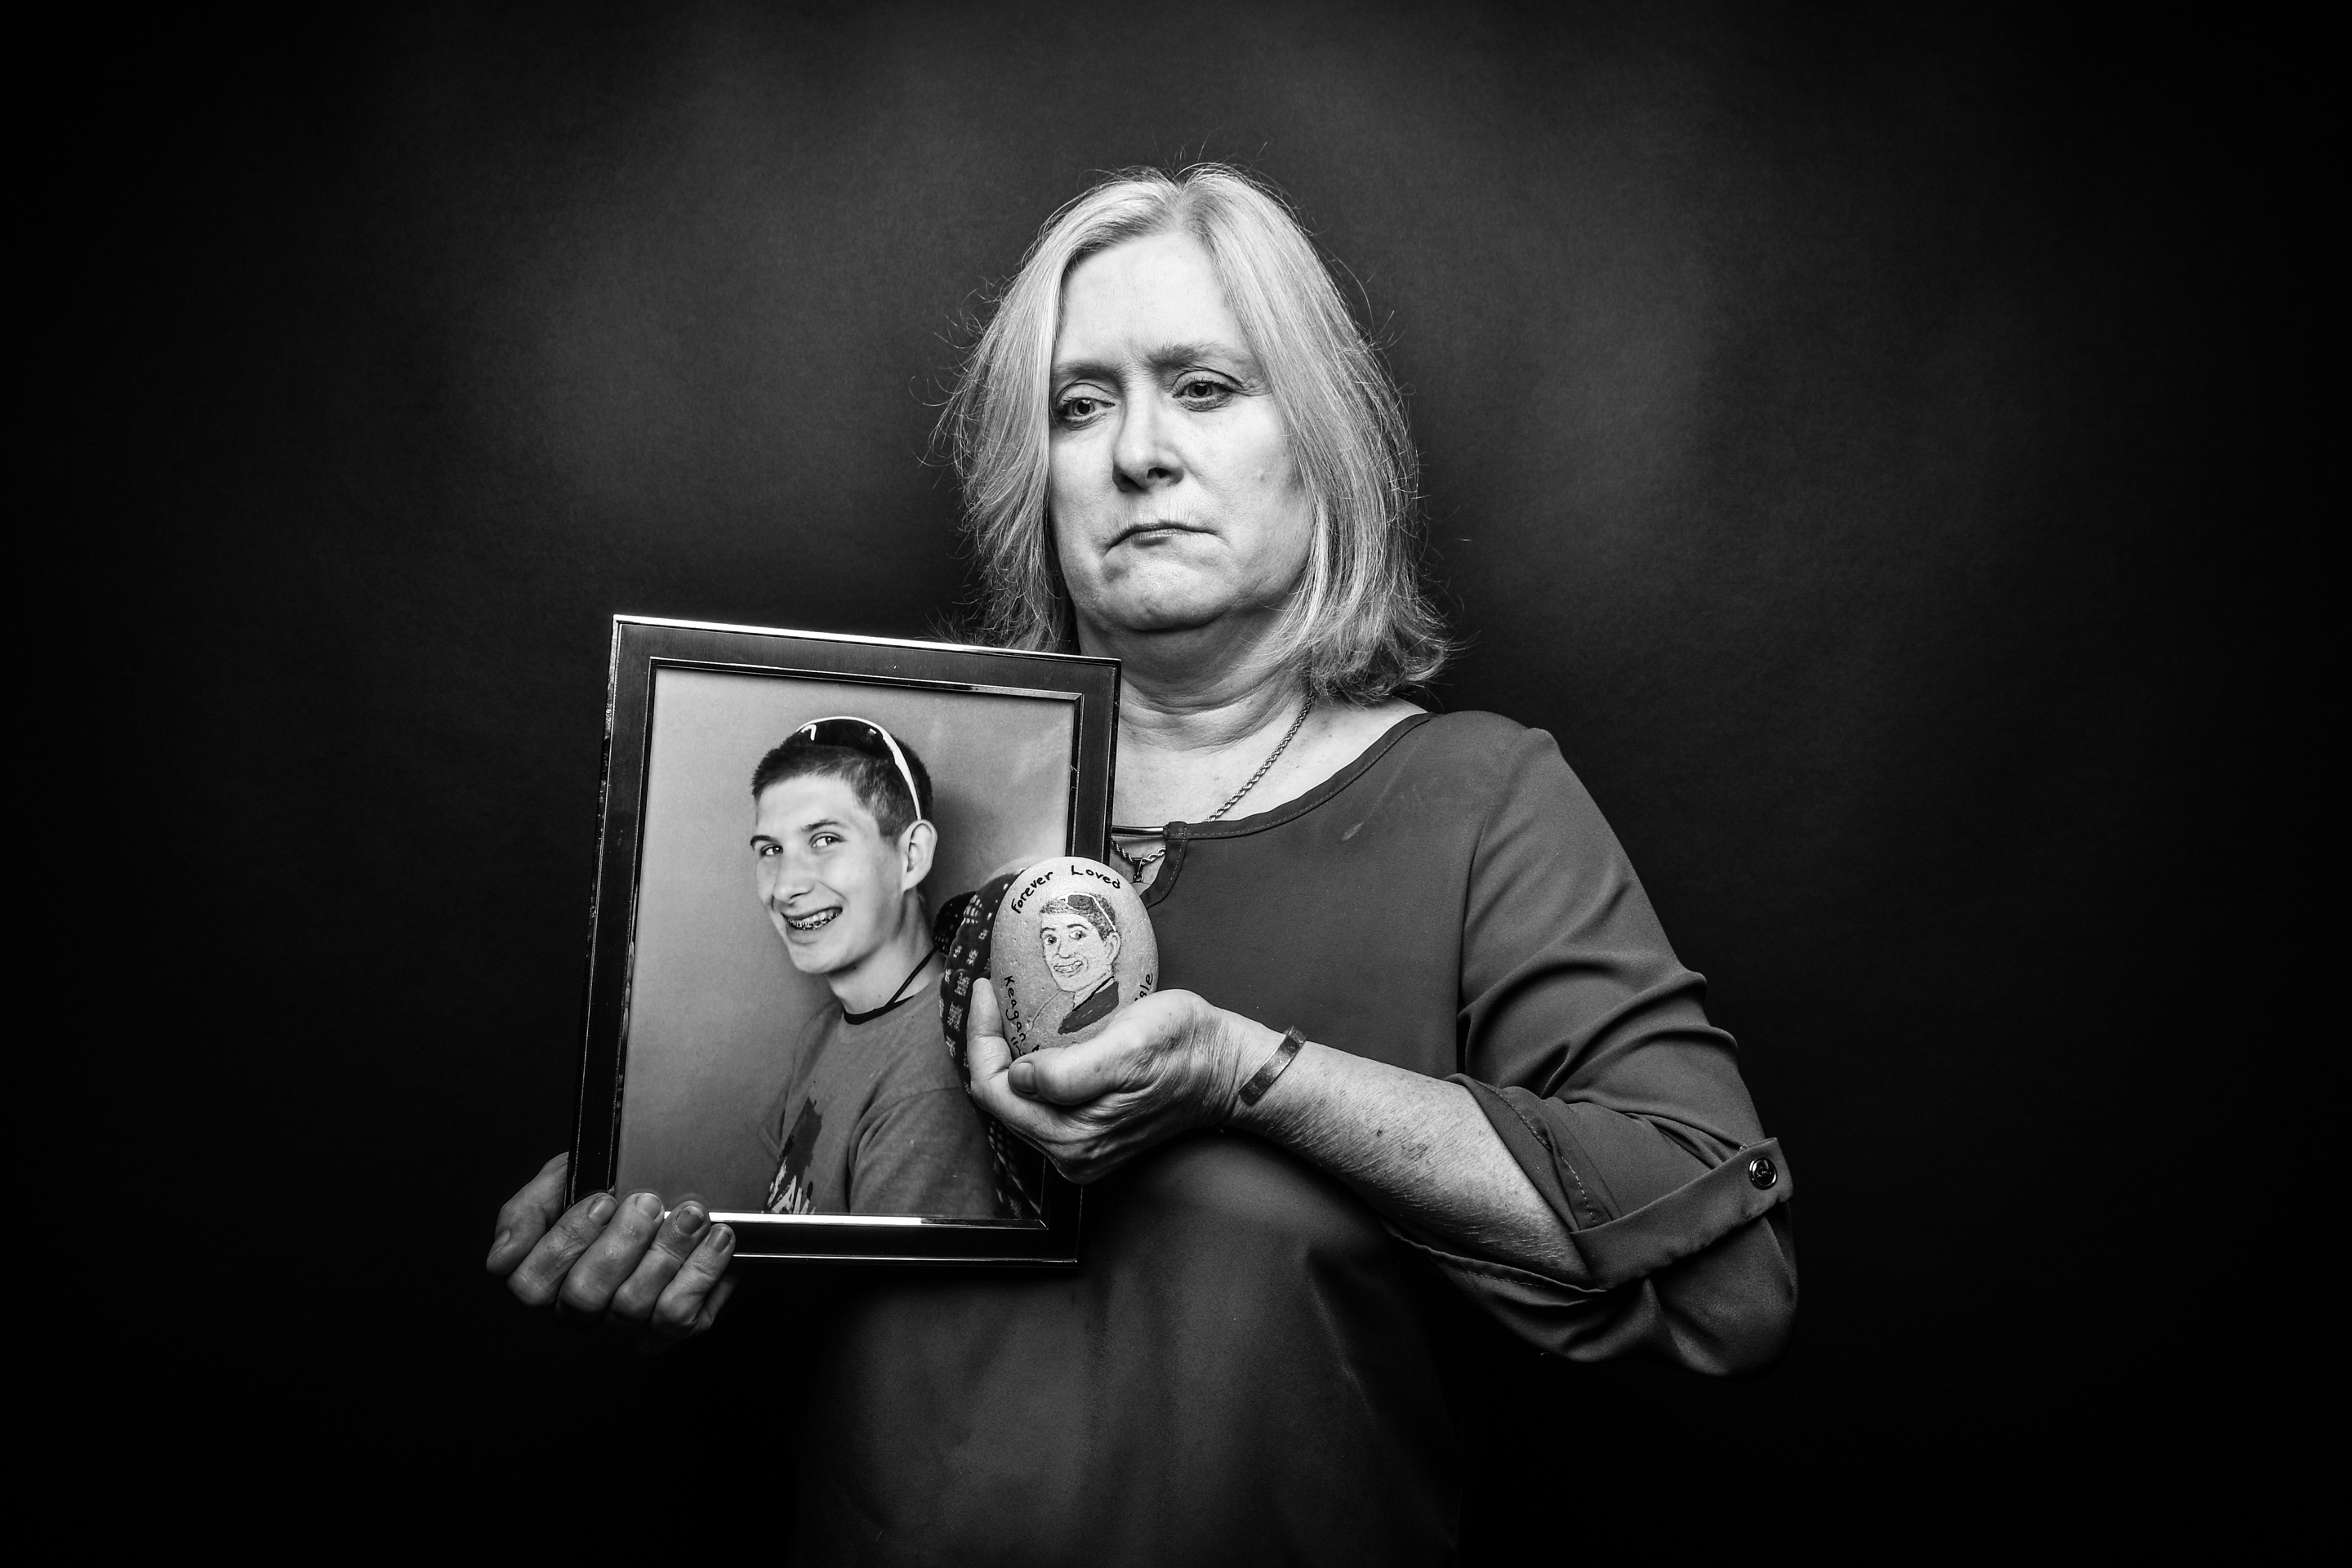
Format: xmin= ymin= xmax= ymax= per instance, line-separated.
xmin=811 ymin=832 xmax=840 ymax=849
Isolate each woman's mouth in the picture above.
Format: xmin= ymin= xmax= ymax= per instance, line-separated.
xmin=1112 ymin=520 xmax=1209 ymax=549
xmin=786 ymin=907 xmax=840 ymax=933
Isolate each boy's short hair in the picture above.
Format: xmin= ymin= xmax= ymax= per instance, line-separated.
xmin=750 ymin=732 xmax=933 ymax=841
xmin=1038 ymin=892 xmax=1118 ymax=943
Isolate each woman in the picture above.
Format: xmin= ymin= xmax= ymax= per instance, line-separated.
xmin=488 ymin=164 xmax=1795 ymax=1563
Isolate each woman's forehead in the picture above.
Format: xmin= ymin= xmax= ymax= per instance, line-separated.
xmin=1055 ymin=231 xmax=1248 ymax=367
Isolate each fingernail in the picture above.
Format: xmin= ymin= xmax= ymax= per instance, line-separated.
xmin=711 ymin=1224 xmax=735 ymax=1252
xmin=632 ymin=1192 xmax=662 ymax=1221
xmin=675 ymin=1203 xmax=708 ymax=1235
xmin=588 ymin=1193 xmax=617 ymax=1224
xmin=484 ymin=1230 xmax=511 ymax=1267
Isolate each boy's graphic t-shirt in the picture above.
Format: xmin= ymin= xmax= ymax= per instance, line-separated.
xmin=759 ymin=985 xmax=1001 ymax=1218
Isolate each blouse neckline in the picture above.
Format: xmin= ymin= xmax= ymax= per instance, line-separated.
xmin=1136 ymin=711 xmax=1437 ymax=906
xmin=1174 ymin=710 xmax=1434 ymax=839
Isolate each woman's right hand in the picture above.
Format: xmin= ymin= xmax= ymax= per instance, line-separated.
xmin=485 ymin=1153 xmax=738 ymax=1350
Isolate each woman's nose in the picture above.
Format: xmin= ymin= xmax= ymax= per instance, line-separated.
xmin=1112 ymin=392 xmax=1181 ymax=492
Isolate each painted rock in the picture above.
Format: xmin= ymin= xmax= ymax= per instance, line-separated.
xmin=987 ymin=857 xmax=1157 ymax=1056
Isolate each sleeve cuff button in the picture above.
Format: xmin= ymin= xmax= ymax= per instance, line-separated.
xmin=1747 ymin=1155 xmax=1778 ymax=1190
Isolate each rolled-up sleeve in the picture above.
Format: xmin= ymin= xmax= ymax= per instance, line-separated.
xmin=1396 ymin=726 xmax=1797 ymax=1376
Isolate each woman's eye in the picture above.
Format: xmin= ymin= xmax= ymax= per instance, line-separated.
xmin=1055 ymin=394 xmax=1106 ymax=425
xmin=1176 ymin=377 xmax=1232 ymax=406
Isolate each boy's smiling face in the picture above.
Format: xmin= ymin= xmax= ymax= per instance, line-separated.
xmin=751 ymin=773 xmax=910 ymax=980
xmin=1040 ymin=912 xmax=1118 ymax=996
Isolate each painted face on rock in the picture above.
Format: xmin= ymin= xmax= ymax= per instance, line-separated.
xmin=1046 ymin=229 xmax=1316 ymax=645
xmin=751 ymin=773 xmax=914 ymax=979
xmin=1037 ymin=905 xmax=1120 ymax=996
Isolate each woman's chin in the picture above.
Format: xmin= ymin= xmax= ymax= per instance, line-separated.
xmin=1089 ymin=589 xmax=1261 ymax=639
xmin=1089 ymin=552 xmax=1307 ymax=633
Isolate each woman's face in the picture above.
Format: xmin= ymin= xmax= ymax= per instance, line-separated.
xmin=1047 ymin=231 xmax=1315 ymax=644
xmin=1039 ymin=914 xmax=1118 ymax=995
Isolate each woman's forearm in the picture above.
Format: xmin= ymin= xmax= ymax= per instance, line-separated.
xmin=1223 ymin=1027 xmax=1579 ymax=1277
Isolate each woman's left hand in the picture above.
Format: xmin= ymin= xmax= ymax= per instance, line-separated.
xmin=964 ymin=978 xmax=1281 ymax=1183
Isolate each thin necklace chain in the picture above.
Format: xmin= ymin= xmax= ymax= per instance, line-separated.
xmin=1114 ymin=695 xmax=1314 ymax=877
xmin=1205 ymin=694 xmax=1314 ymax=820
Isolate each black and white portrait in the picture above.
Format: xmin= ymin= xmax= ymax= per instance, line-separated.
xmin=156 ymin=2 xmax=2263 ymax=1552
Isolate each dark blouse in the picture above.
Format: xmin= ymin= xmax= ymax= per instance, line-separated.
xmin=780 ymin=712 xmax=1796 ymax=1565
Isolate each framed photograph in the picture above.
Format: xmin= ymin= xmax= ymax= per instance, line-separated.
xmin=569 ymin=615 xmax=1118 ymax=1263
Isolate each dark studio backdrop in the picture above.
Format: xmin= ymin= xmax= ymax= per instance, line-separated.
xmin=145 ymin=0 xmax=2260 ymax=1540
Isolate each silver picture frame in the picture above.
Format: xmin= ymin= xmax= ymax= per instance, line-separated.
xmin=569 ymin=616 xmax=1117 ymax=1263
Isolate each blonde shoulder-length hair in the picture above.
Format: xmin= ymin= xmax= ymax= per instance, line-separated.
xmin=938 ymin=163 xmax=1452 ymax=705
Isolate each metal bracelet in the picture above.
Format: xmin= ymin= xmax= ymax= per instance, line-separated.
xmin=1237 ymin=1027 xmax=1307 ymax=1107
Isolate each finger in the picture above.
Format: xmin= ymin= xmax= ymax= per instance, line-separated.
xmin=964 ymin=979 xmax=1014 ymax=1088
xmin=556 ymin=1190 xmax=667 ymax=1314
xmin=486 ymin=1152 xmax=571 ymax=1275
xmin=507 ymin=1189 xmax=617 ymax=1307
xmin=1009 ymin=990 xmax=1192 ymax=1103
xmin=967 ymin=1032 xmax=1059 ymax=1138
xmin=645 ymin=1224 xmax=738 ymax=1347
xmin=964 ymin=982 xmax=1020 ymax=1102
xmin=644 ymin=1270 xmax=740 ymax=1352
xmin=969 ymin=1069 xmax=1051 ymax=1141
xmin=963 ymin=981 xmax=1095 ymax=1156
xmin=699 ymin=1272 xmax=741 ymax=1331
xmin=969 ymin=975 xmax=1116 ymax=1106
xmin=1010 ymin=1036 xmax=1138 ymax=1106
xmin=609 ymin=1200 xmax=712 ymax=1324
xmin=969 ymin=975 xmax=1005 ymax=1041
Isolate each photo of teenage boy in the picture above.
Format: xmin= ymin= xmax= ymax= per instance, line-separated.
xmin=747 ymin=722 xmax=1000 ymax=1218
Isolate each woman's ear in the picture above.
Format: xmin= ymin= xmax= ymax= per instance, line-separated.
xmin=901 ymin=820 xmax=938 ymax=890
